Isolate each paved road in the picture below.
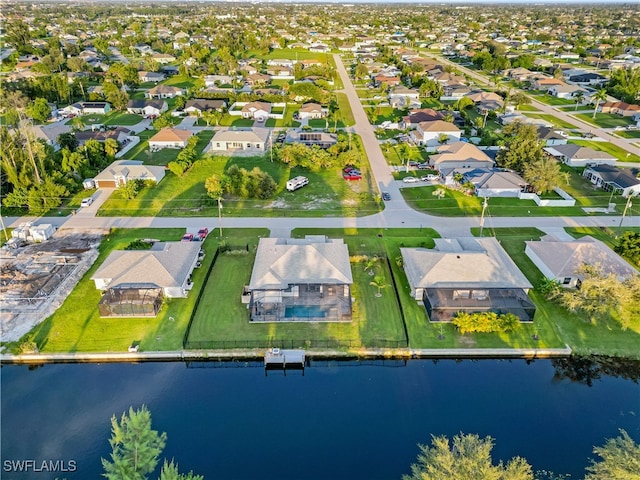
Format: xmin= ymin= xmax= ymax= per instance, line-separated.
xmin=4 ymin=54 xmax=638 ymax=237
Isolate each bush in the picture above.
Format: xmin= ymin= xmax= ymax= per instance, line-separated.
xmin=452 ymin=311 xmax=522 ymax=334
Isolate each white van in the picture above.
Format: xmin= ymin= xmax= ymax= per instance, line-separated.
xmin=286 ymin=176 xmax=309 ymax=192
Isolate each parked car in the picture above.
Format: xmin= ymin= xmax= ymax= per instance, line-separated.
xmin=343 ymin=166 xmax=362 ymax=180
xmin=80 ymin=197 xmax=93 ymax=207
xmin=421 ymin=174 xmax=439 ymax=182
xmin=181 ymin=233 xmax=194 ymax=242
xmin=197 ymin=228 xmax=209 ymax=240
xmin=382 ymin=192 xmax=391 ymax=201
xmin=417 ymin=163 xmax=431 ymax=170
xmin=403 ymin=176 xmax=420 ymax=183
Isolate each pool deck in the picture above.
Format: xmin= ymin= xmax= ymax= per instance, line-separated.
xmin=0 ymin=345 xmax=572 ymax=364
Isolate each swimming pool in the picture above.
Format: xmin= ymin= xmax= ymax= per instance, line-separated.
xmin=284 ymin=305 xmax=327 ymax=318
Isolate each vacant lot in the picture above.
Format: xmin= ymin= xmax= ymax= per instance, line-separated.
xmin=574 ymin=112 xmax=635 ymax=129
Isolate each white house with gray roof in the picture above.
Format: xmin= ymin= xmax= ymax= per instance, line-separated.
xmin=401 ymin=237 xmax=535 ymax=321
xmin=207 ymin=128 xmax=270 ymax=153
xmin=525 ymin=235 xmax=637 ymax=289
xmin=92 ymin=241 xmax=201 ymax=299
xmin=246 ymin=236 xmax=353 ymax=322
xmin=93 ymin=160 xmax=166 ymax=188
xmin=544 ymin=144 xmax=617 ymax=167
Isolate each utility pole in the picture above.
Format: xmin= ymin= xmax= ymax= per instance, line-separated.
xmin=479 ymin=197 xmax=488 ymax=237
xmin=218 ymin=197 xmax=223 ymax=239
xmin=617 ymin=194 xmax=636 ymax=237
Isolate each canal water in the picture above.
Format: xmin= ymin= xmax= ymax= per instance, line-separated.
xmin=2 ymin=358 xmax=639 ymax=480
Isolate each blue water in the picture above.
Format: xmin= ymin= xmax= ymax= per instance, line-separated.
xmin=284 ymin=305 xmax=327 ymax=318
xmin=1 ymin=359 xmax=639 ymax=480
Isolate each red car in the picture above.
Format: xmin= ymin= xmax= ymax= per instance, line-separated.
xmin=343 ymin=166 xmax=362 ymax=180
xmin=181 ymin=233 xmax=194 ymax=242
xmin=197 ymin=228 xmax=209 ymax=240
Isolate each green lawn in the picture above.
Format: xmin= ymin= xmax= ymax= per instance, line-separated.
xmin=515 ymin=104 xmax=539 ymax=112
xmin=336 ymin=92 xmax=355 ymax=127
xmin=161 ymin=74 xmax=198 ymax=90
xmin=530 ymin=92 xmax=576 ymax=106
xmin=474 ymin=227 xmax=640 ymax=358
xmin=219 ymin=116 xmax=255 ymax=127
xmin=131 ymin=130 xmax=214 ymax=165
xmin=14 ymin=228 xmax=268 ymax=353
xmin=187 ymin=244 xmax=407 ymax=349
xmin=614 ymin=129 xmax=640 ymax=139
xmin=574 ymin=112 xmax=635 ymax=129
xmin=104 ymin=112 xmax=145 ymax=126
xmin=523 ymin=113 xmax=578 ymax=130
xmin=569 ymin=139 xmax=640 ymax=163
xmin=99 ymin=144 xmax=381 ymax=217
xmin=365 ymin=106 xmax=405 ymax=124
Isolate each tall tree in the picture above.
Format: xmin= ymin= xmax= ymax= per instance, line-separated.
xmin=403 ymin=433 xmax=533 ymax=480
xmin=522 ymin=156 xmax=567 ymax=194
xmin=496 ymin=123 xmax=544 ymax=173
xmin=573 ymin=91 xmax=585 ymax=111
xmin=159 ymin=460 xmax=204 ymax=480
xmin=592 ymin=88 xmax=608 ymax=119
xmin=102 ymin=405 xmax=167 ymax=480
xmin=585 ymin=430 xmax=640 ymax=480
xmin=26 ymin=98 xmax=52 ymax=123
xmin=5 ymin=20 xmax=32 ymax=54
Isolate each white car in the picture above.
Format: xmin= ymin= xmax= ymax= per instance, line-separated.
xmin=402 ymin=176 xmax=420 ymax=183
xmin=421 ymin=174 xmax=439 ymax=182
xmin=80 ymin=197 xmax=93 ymax=207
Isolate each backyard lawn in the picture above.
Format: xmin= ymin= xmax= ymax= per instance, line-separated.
xmin=131 ymin=130 xmax=214 ymax=165
xmin=104 ymin=112 xmax=146 ymax=126
xmin=529 ymin=92 xmax=576 ymax=106
xmin=473 ymin=227 xmax=640 ymax=358
xmin=186 ymin=243 xmax=407 ymax=349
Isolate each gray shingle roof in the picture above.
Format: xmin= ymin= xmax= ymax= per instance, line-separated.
xmin=249 ymin=236 xmax=353 ymax=290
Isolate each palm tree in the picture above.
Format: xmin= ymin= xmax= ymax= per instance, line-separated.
xmin=592 ymin=88 xmax=608 ymax=119
xmin=573 ymin=91 xmax=585 ymax=111
xmin=370 ymin=275 xmax=388 ymax=298
xmin=364 ymin=256 xmax=379 ymax=275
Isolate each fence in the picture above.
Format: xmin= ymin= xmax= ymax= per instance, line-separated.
xmin=183 ymin=338 xmax=408 ymax=350
xmin=181 ymin=244 xmax=249 ymax=348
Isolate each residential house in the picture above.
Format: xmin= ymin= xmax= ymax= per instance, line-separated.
xmin=150 ymin=53 xmax=176 ymax=64
xmin=401 ymin=237 xmax=535 ymax=322
xmin=26 ymin=123 xmax=72 ymax=150
xmin=93 ymin=160 xmax=166 ymax=188
xmin=410 ymin=120 xmax=461 ymax=147
xmin=266 ymin=65 xmax=294 ymax=78
xmin=531 ymin=77 xmax=565 ymax=90
xmin=598 ymin=101 xmax=640 ymax=117
xmin=63 ymin=101 xmax=111 ymax=115
xmin=568 ymin=72 xmax=607 ymax=86
xmin=148 ymin=128 xmax=193 ymax=150
xmin=146 ymin=85 xmax=184 ymax=99
xmin=465 ymin=90 xmax=504 ymax=112
xmin=204 ymin=75 xmax=236 ymax=87
xmin=91 ymin=241 xmax=201 ymax=314
xmin=208 ymin=128 xmax=270 ymax=153
xmin=400 ymin=109 xmax=445 ymax=129
xmin=297 ymin=103 xmax=327 ymax=120
xmin=373 ymin=73 xmax=401 ymax=88
xmin=505 ymin=67 xmax=535 ymax=82
xmin=537 ymin=126 xmax=568 ymax=146
xmin=126 ymin=100 xmax=168 ymax=117
xmin=138 ymin=71 xmax=165 ymax=83
xmin=285 ymin=130 xmax=338 ymax=149
xmin=184 ymin=99 xmax=227 ymax=116
xmin=241 ymin=101 xmax=271 ymax=121
xmin=462 ymin=168 xmax=528 ymax=197
xmin=547 ymin=83 xmax=588 ymax=100
xmin=443 ymin=84 xmax=471 ymax=98
xmin=544 ymin=144 xmax=617 ymax=167
xmin=245 ymin=73 xmax=271 ymax=87
xmin=525 ymin=236 xmax=637 ymax=289
xmin=246 ymin=236 xmax=353 ymax=322
xmin=583 ymin=164 xmax=640 ymax=197
xmin=428 ymin=142 xmax=495 ymax=182
xmin=75 ymin=127 xmax=132 ymax=145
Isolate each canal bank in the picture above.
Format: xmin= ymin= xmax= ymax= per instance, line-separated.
xmin=0 ymin=345 xmax=572 ymax=364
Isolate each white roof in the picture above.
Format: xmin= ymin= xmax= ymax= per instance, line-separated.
xmin=401 ymin=237 xmax=532 ymax=290
xmin=94 ymin=160 xmax=166 ymax=182
xmin=525 ymin=236 xmax=637 ymax=281
xmin=212 ymin=128 xmax=270 ymax=143
xmin=92 ymin=242 xmax=200 ymax=289
xmin=249 ymin=236 xmax=353 ymax=290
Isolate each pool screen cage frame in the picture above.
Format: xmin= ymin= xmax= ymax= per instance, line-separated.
xmin=98 ymin=285 xmax=164 ymax=317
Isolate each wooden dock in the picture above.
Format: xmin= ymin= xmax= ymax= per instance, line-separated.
xmin=264 ymin=348 xmax=305 ymax=373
